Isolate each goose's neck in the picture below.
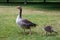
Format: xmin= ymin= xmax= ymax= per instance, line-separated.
xmin=19 ymin=9 xmax=22 ymax=18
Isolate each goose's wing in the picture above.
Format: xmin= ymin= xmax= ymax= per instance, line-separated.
xmin=21 ymin=19 xmax=36 ymax=27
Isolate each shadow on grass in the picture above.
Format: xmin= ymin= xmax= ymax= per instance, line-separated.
xmin=0 ymin=2 xmax=60 ymax=10
xmin=26 ymin=3 xmax=60 ymax=10
xmin=44 ymin=33 xmax=58 ymax=37
xmin=17 ymin=31 xmax=39 ymax=35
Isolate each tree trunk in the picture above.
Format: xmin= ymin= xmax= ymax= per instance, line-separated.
xmin=24 ymin=0 xmax=27 ymax=4
xmin=7 ymin=0 xmax=9 ymax=3
xmin=44 ymin=0 xmax=46 ymax=3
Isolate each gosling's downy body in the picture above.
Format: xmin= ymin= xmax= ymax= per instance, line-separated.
xmin=44 ymin=25 xmax=57 ymax=35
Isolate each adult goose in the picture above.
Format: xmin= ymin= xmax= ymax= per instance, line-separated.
xmin=16 ymin=6 xmax=37 ymax=34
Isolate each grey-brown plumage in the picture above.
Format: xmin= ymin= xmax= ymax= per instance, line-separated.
xmin=44 ymin=25 xmax=57 ymax=35
xmin=16 ymin=6 xmax=37 ymax=34
xmin=20 ymin=19 xmax=36 ymax=29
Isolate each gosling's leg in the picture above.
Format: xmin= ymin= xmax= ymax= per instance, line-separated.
xmin=46 ymin=32 xmax=48 ymax=36
xmin=29 ymin=27 xmax=32 ymax=35
xmin=23 ymin=27 xmax=26 ymax=34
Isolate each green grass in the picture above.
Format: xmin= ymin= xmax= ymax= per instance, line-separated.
xmin=0 ymin=4 xmax=60 ymax=40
